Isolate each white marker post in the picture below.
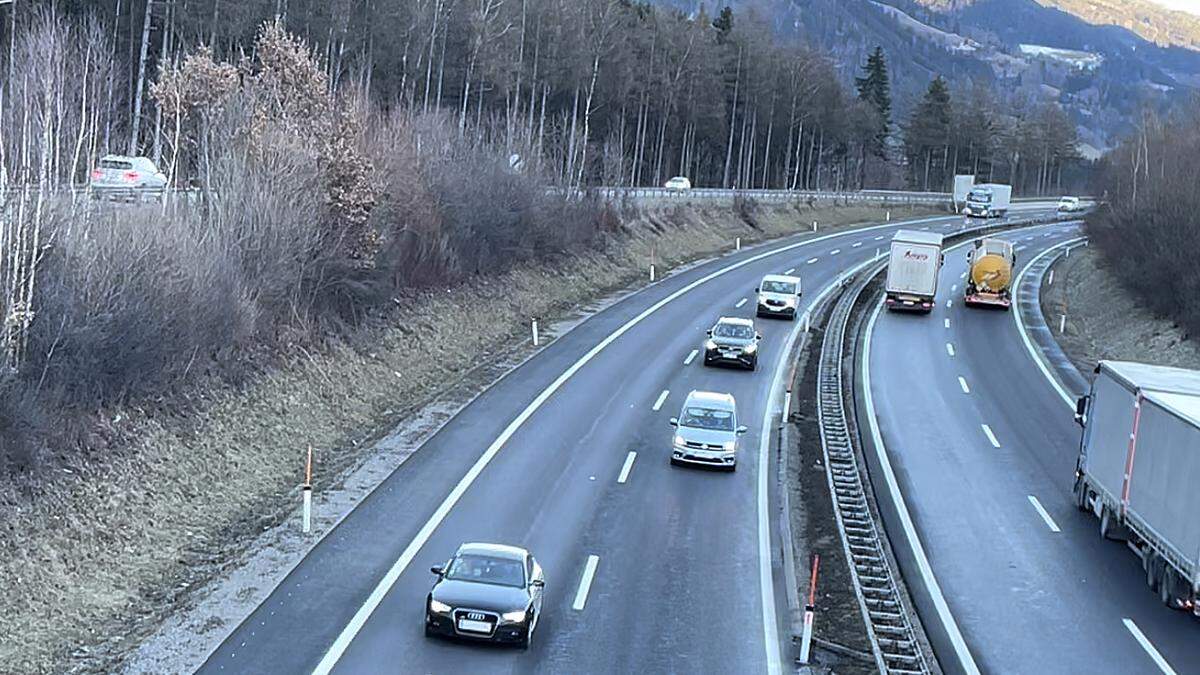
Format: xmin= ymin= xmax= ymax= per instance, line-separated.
xmin=812 ymin=220 xmax=817 ymax=232
xmin=1060 ymin=314 xmax=1067 ymax=334
xmin=302 ymin=446 xmax=313 ymax=534
xmin=532 ymin=318 xmax=540 ymax=346
xmin=886 ymin=210 xmax=891 ymax=222
xmin=1048 ymin=269 xmax=1054 ymax=286
xmin=799 ymin=554 xmax=820 ymax=664
xmin=650 ymin=247 xmax=656 ymax=281
xmin=735 ymin=236 xmax=741 ymax=251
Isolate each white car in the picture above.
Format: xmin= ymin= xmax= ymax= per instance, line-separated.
xmin=664 ymin=176 xmax=692 ymax=191
xmin=1057 ymin=196 xmax=1082 ymax=213
xmin=90 ymin=155 xmax=168 ymax=200
xmin=756 ymin=274 xmax=803 ymax=320
xmin=669 ymin=390 xmax=747 ymax=470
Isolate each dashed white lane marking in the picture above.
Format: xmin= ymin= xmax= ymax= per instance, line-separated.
xmin=830 ymin=249 xmax=841 ymax=255
xmin=736 ymin=298 xmax=748 ymax=308
xmin=947 ymin=299 xmax=953 ymax=309
xmin=807 ymin=258 xmax=819 ymax=264
xmin=684 ymin=349 xmax=699 ymax=366
xmin=958 ymin=377 xmax=970 ymax=394
xmin=946 ymin=343 xmax=956 ymax=357
xmin=652 ymin=389 xmax=670 ymax=411
xmin=852 ymin=242 xmax=863 ymax=248
xmin=960 ymin=272 xmax=967 ymax=279
xmin=951 ymin=284 xmax=958 ymax=293
xmin=617 ymin=452 xmax=637 ymax=484
xmin=874 ymin=235 xmax=885 ymax=240
xmin=981 ymin=424 xmax=1001 ymax=448
xmin=1027 ymin=495 xmax=1061 ymax=532
xmin=573 ymin=556 xmax=600 ymax=611
xmin=785 ymin=267 xmax=796 ymax=274
xmin=944 ymin=318 xmax=951 ymax=329
xmin=1123 ymin=618 xmax=1178 ymax=675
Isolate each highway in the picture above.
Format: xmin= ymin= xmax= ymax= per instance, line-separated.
xmin=865 ymin=223 xmax=1195 ymax=674
xmin=195 ymin=206 xmax=1052 ymax=675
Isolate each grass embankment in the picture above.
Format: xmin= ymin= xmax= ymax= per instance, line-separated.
xmin=0 ymin=200 xmax=937 ymax=673
xmin=1040 ymin=246 xmax=1200 ymax=378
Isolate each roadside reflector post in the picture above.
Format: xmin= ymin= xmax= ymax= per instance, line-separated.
xmin=802 ymin=311 xmax=810 ymax=333
xmin=886 ymin=210 xmax=891 ymax=221
xmin=1060 ymin=314 xmax=1067 ymax=334
xmin=651 ymin=247 xmax=657 ymax=281
xmin=302 ymin=446 xmax=313 ymax=534
xmin=799 ymin=554 xmax=821 ymax=664
xmin=1048 ymin=269 xmax=1055 ymax=286
xmin=735 ymin=236 xmax=741 ymax=251
xmin=1065 ymin=246 xmax=1071 ymax=258
xmin=812 ymin=220 xmax=818 ymax=232
xmin=532 ymin=318 xmax=540 ymax=346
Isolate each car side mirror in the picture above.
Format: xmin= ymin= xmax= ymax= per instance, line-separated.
xmin=669 ymin=417 xmax=679 ymax=427
xmin=706 ymin=329 xmax=713 ymax=336
xmin=756 ymin=333 xmax=762 ymax=340
xmin=736 ymin=425 xmax=748 ymax=435
xmin=754 ymin=287 xmax=759 ymax=293
xmin=531 ymin=579 xmax=545 ymax=588
xmin=431 ymin=565 xmax=445 ymax=576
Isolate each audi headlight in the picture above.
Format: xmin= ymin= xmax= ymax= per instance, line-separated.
xmin=502 ymin=609 xmax=528 ymax=623
xmin=722 ymin=440 xmax=736 ymax=451
xmin=429 ymin=599 xmax=451 ymax=614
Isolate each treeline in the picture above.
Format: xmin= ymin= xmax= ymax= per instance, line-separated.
xmin=903 ymin=77 xmax=1084 ymax=195
xmin=4 ymin=0 xmax=901 ymax=191
xmin=1087 ymin=105 xmax=1200 ymax=338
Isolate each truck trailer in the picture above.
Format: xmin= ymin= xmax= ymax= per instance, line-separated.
xmin=1073 ymin=360 xmax=1200 ymax=616
xmin=884 ymin=230 xmax=944 ymax=313
xmin=963 ymin=183 xmax=1012 ymax=218
xmin=964 ymin=238 xmax=1015 ymax=309
xmin=953 ymin=175 xmax=975 ymax=211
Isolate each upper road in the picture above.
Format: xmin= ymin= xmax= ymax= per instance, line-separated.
xmin=866 ymin=225 xmax=1194 ymax=674
xmin=199 ymin=205 xmax=1052 ymax=675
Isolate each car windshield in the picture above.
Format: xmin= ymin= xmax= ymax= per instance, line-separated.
xmin=969 ymin=190 xmax=992 ymax=203
xmin=680 ymin=406 xmax=734 ymax=431
xmin=445 ymin=554 xmax=526 ymax=588
xmin=713 ymin=323 xmax=753 ymax=339
xmin=761 ymin=280 xmax=795 ymax=294
xmin=98 ymin=159 xmax=133 ymax=170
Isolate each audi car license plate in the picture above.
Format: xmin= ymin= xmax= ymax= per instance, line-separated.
xmin=457 ymin=619 xmax=491 ymax=633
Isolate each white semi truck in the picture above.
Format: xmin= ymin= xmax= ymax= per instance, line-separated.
xmin=963 ymin=183 xmax=1011 ymax=218
xmin=884 ymin=230 xmax=944 ymax=313
xmin=1073 ymin=360 xmax=1200 ymax=616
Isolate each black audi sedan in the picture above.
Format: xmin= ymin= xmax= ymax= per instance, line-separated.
xmin=702 ymin=316 xmax=762 ymax=370
xmin=425 ymin=542 xmax=545 ymax=648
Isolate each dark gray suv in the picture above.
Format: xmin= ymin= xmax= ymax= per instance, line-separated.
xmin=703 ymin=316 xmax=761 ymax=370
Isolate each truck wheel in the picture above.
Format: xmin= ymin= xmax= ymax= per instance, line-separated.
xmin=1145 ymin=552 xmax=1159 ymax=590
xmin=1161 ymin=569 xmax=1178 ymax=609
xmin=1099 ymin=506 xmax=1114 ymax=540
xmin=1072 ymin=477 xmax=1088 ymax=511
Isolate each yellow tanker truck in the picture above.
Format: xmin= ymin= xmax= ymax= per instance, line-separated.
xmin=964 ymin=238 xmax=1015 ymax=309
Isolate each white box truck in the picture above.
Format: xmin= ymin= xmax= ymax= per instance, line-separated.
xmin=1073 ymin=360 xmax=1200 ymax=616
xmin=963 ymin=183 xmax=1011 ymax=218
xmin=884 ymin=230 xmax=944 ymax=313
xmin=953 ymin=175 xmax=975 ymax=210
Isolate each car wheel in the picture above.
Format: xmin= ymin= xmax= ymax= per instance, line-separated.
xmin=747 ymin=358 xmax=757 ymax=371
xmin=728 ymin=462 xmax=737 ymax=472
xmin=519 ymin=612 xmax=535 ymax=649
xmin=424 ymin=620 xmax=436 ymax=638
xmin=670 ymin=457 xmax=681 ymax=467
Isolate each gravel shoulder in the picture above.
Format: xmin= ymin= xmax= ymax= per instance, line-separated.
xmin=0 ymin=199 xmax=939 ymax=674
xmin=1039 ymin=246 xmax=1200 ymax=377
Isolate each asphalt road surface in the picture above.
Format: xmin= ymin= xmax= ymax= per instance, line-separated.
xmin=866 ymin=223 xmax=1195 ymax=675
xmin=198 ymin=206 xmax=1051 ymax=675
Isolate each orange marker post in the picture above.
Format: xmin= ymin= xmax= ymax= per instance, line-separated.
xmin=799 ymin=554 xmax=820 ymax=663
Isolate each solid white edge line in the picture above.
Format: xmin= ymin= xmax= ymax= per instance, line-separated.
xmin=863 ymin=299 xmax=982 ymax=675
xmin=617 ymin=451 xmax=637 ymax=484
xmin=958 ymin=377 xmax=970 ymax=394
xmin=981 ymin=424 xmax=1001 ymax=448
xmin=1123 ymin=618 xmax=1179 ymax=675
xmin=572 ymin=555 xmax=600 ymax=611
xmin=652 ymin=389 xmax=670 ymax=411
xmin=736 ymin=298 xmax=748 ymax=308
xmin=1026 ymin=495 xmax=1061 ymax=533
xmin=308 ymin=210 xmax=960 ymax=674
xmin=684 ymin=349 xmax=699 ymax=366
xmin=1011 ymin=236 xmax=1087 ymax=409
xmin=946 ymin=343 xmax=956 ymax=357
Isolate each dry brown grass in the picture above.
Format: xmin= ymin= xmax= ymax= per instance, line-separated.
xmin=0 ymin=200 xmax=939 ymax=673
